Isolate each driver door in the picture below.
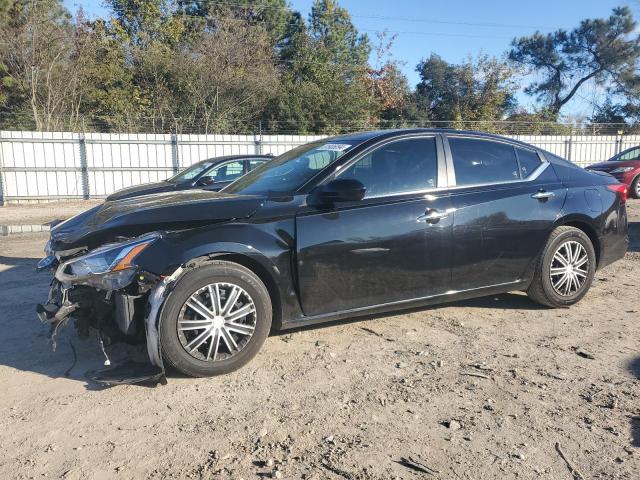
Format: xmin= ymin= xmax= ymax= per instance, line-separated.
xmin=295 ymin=135 xmax=453 ymax=317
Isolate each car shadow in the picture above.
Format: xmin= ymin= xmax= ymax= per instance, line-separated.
xmin=628 ymin=221 xmax=640 ymax=252
xmin=627 ymin=358 xmax=640 ymax=448
xmin=632 ymin=416 xmax=640 ymax=449
xmin=629 ymin=357 xmax=640 ymax=380
xmin=271 ymin=292 xmax=545 ymax=337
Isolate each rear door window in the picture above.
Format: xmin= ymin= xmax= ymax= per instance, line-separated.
xmin=449 ymin=137 xmax=520 ymax=186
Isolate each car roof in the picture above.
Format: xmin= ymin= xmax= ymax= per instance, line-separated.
xmin=325 ymin=128 xmax=540 ymax=150
xmin=613 ymin=145 xmax=640 ymax=157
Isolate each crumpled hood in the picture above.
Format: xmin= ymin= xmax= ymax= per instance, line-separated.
xmin=50 ymin=190 xmax=265 ymax=251
xmin=106 ymin=181 xmax=177 ymax=201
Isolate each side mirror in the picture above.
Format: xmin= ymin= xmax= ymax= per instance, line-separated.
xmin=316 ymin=179 xmax=366 ymax=204
xmin=196 ymin=176 xmax=216 ymax=186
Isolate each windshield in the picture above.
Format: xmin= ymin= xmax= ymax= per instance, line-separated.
xmin=167 ymin=160 xmax=216 ymax=182
xmin=223 ymin=140 xmax=354 ymax=195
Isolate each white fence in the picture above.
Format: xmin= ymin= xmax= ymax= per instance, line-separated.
xmin=0 ymin=130 xmax=637 ymax=203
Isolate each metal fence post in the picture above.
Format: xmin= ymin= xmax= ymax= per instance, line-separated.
xmin=255 ymin=121 xmax=263 ymax=155
xmin=616 ymin=132 xmax=624 ymax=155
xmin=0 ymin=160 xmax=5 ymax=207
xmin=171 ymin=133 xmax=179 ymax=173
xmin=78 ymin=133 xmax=90 ymax=199
xmin=0 ymin=133 xmax=5 ymax=206
xmin=564 ymin=133 xmax=573 ymax=163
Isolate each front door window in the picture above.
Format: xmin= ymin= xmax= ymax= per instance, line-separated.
xmin=338 ymin=137 xmax=438 ymax=197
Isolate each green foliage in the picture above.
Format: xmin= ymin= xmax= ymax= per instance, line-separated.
xmin=0 ymin=0 xmax=79 ymax=130
xmin=414 ymin=54 xmax=517 ymax=129
xmin=262 ymin=0 xmax=375 ymax=133
xmin=0 ymin=0 xmax=638 ymax=133
xmin=509 ymin=6 xmax=640 ymax=116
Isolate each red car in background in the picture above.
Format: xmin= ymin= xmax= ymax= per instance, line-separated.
xmin=586 ymin=145 xmax=640 ymax=198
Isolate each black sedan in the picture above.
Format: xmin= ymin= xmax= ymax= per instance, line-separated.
xmin=106 ymin=154 xmax=272 ymax=201
xmin=38 ymin=129 xmax=628 ymax=383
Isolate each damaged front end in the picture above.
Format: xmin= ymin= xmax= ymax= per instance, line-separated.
xmin=36 ymin=232 xmax=180 ymax=386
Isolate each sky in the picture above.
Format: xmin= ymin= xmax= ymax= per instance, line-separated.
xmin=63 ymin=0 xmax=640 ymax=116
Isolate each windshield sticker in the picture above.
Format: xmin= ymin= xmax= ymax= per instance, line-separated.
xmin=317 ymin=143 xmax=351 ymax=152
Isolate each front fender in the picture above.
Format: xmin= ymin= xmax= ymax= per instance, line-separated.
xmin=140 ymin=220 xmax=302 ymax=368
xmin=135 ymin=222 xmax=293 ymax=277
xmin=145 ymin=267 xmax=184 ymax=369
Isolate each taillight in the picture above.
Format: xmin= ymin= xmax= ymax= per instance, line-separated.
xmin=607 ymin=183 xmax=628 ymax=203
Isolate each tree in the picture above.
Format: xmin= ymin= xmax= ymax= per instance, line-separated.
xmin=262 ymin=0 xmax=375 ymax=133
xmin=414 ymin=54 xmax=517 ymax=128
xmin=106 ymin=0 xmax=184 ymax=46
xmin=0 ymin=0 xmax=98 ymax=131
xmin=77 ymin=17 xmax=150 ymax=132
xmin=509 ymin=7 xmax=640 ymax=117
xmin=179 ymin=0 xmax=295 ymax=46
xmin=171 ymin=14 xmax=280 ymax=133
xmin=101 ymin=0 xmax=279 ymax=133
xmin=590 ymin=99 xmax=627 ymax=124
xmin=364 ymin=31 xmax=416 ymax=126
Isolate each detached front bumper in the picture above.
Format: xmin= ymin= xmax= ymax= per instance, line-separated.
xmin=35 ymin=253 xmax=183 ymax=386
xmin=36 ymin=278 xmax=79 ymax=327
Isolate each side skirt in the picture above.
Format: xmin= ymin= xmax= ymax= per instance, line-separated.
xmin=280 ymin=279 xmax=528 ymax=330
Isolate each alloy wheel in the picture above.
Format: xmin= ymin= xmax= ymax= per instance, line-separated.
xmin=549 ymin=240 xmax=589 ymax=296
xmin=177 ymin=282 xmax=256 ymax=362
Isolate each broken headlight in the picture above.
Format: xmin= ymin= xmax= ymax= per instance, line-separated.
xmin=55 ymin=232 xmax=159 ymax=290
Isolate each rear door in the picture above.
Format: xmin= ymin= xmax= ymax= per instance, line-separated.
xmin=444 ymin=135 xmax=566 ymax=291
xmin=295 ymin=135 xmax=453 ymax=316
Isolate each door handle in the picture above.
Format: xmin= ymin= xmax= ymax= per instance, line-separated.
xmin=531 ymin=190 xmax=555 ymax=200
xmin=417 ymin=209 xmax=452 ymax=224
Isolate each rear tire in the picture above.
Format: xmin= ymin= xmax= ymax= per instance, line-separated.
xmin=160 ymin=261 xmax=272 ymax=377
xmin=527 ymin=226 xmax=596 ymax=308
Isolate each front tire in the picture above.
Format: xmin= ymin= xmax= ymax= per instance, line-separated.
xmin=631 ymin=175 xmax=640 ymax=199
xmin=160 ymin=261 xmax=272 ymax=377
xmin=527 ymin=226 xmax=596 ymax=308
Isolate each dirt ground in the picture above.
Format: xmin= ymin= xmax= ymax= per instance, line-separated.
xmin=0 ymin=200 xmax=638 ymax=480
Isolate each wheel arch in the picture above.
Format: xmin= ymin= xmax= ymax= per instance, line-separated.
xmin=554 ymin=216 xmax=601 ymax=266
xmin=631 ymin=173 xmax=640 ymax=198
xmin=182 ymin=248 xmax=284 ymax=330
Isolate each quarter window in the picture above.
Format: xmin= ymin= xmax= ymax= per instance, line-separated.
xmin=338 ymin=137 xmax=438 ymax=197
xmin=515 ymin=148 xmax=542 ymax=178
xmin=449 ymin=137 xmax=520 ymax=186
